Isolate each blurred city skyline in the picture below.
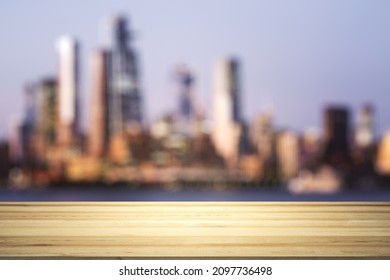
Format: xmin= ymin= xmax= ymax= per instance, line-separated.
xmin=1 ymin=0 xmax=390 ymax=139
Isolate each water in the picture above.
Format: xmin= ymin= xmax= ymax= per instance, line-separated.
xmin=1 ymin=185 xmax=390 ymax=201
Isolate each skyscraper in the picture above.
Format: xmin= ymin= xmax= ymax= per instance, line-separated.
xmin=212 ymin=58 xmax=243 ymax=168
xmin=8 ymin=117 xmax=23 ymax=165
xmin=105 ymin=15 xmax=142 ymax=136
xmin=276 ymin=131 xmax=299 ymax=180
xmin=323 ymin=106 xmax=351 ymax=168
xmin=176 ymin=65 xmax=194 ymax=119
xmin=250 ymin=113 xmax=274 ymax=161
xmin=35 ymin=78 xmax=58 ymax=161
xmin=376 ymin=132 xmax=390 ymax=174
xmin=301 ymin=127 xmax=321 ymax=167
xmin=56 ymin=35 xmax=79 ymax=148
xmin=355 ymin=104 xmax=375 ymax=149
xmin=89 ymin=50 xmax=109 ymax=158
xmin=0 ymin=141 xmax=10 ymax=180
xmin=174 ymin=64 xmax=195 ymax=136
xmin=13 ymin=84 xmax=38 ymax=166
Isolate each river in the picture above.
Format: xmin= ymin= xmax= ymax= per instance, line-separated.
xmin=1 ymin=185 xmax=390 ymax=201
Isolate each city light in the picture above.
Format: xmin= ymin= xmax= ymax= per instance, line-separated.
xmin=0 ymin=11 xmax=389 ymax=196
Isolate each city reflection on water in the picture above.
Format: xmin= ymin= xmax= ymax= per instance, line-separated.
xmin=1 ymin=185 xmax=389 ymax=202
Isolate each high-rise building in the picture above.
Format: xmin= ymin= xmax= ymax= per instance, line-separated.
xmin=8 ymin=117 xmax=23 ymax=165
xmin=35 ymin=78 xmax=58 ymax=161
xmin=212 ymin=58 xmax=243 ymax=168
xmin=23 ymin=84 xmax=38 ymax=165
xmin=105 ymin=15 xmax=142 ymax=136
xmin=322 ymin=106 xmax=351 ymax=168
xmin=276 ymin=131 xmax=299 ymax=180
xmin=56 ymin=35 xmax=79 ymax=147
xmin=9 ymin=84 xmax=39 ymax=167
xmin=89 ymin=50 xmax=109 ymax=158
xmin=376 ymin=131 xmax=390 ymax=174
xmin=23 ymin=83 xmax=38 ymax=132
xmin=174 ymin=64 xmax=195 ymax=136
xmin=249 ymin=113 xmax=274 ymax=161
xmin=355 ymin=104 xmax=375 ymax=149
xmin=301 ymin=127 xmax=321 ymax=167
xmin=175 ymin=65 xmax=194 ymax=119
xmin=0 ymin=141 xmax=10 ymax=180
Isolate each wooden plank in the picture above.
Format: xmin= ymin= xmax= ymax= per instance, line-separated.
xmin=0 ymin=202 xmax=389 ymax=258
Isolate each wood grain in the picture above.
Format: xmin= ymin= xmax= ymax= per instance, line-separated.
xmin=0 ymin=202 xmax=389 ymax=258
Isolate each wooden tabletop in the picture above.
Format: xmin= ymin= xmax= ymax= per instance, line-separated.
xmin=0 ymin=202 xmax=389 ymax=258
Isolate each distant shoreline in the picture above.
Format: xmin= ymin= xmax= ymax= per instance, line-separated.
xmin=1 ymin=184 xmax=390 ymax=202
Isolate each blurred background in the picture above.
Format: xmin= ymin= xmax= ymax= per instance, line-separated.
xmin=1 ymin=0 xmax=390 ymax=201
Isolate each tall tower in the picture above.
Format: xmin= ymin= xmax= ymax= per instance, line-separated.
xmin=18 ymin=84 xmax=38 ymax=166
xmin=56 ymin=35 xmax=79 ymax=148
xmin=276 ymin=131 xmax=299 ymax=180
xmin=323 ymin=106 xmax=350 ymax=168
xmin=355 ymin=104 xmax=375 ymax=149
xmin=174 ymin=64 xmax=195 ymax=136
xmin=105 ymin=15 xmax=142 ymax=136
xmin=376 ymin=132 xmax=390 ymax=174
xmin=8 ymin=117 xmax=23 ymax=165
xmin=89 ymin=50 xmax=109 ymax=158
xmin=250 ymin=113 xmax=274 ymax=161
xmin=212 ymin=58 xmax=243 ymax=168
xmin=35 ymin=78 xmax=58 ymax=161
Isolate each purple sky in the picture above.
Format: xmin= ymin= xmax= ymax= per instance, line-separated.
xmin=0 ymin=0 xmax=389 ymax=139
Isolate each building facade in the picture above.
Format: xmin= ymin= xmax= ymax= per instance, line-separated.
xmin=105 ymin=15 xmax=142 ymax=137
xmin=174 ymin=64 xmax=195 ymax=136
xmin=35 ymin=78 xmax=58 ymax=162
xmin=212 ymin=58 xmax=243 ymax=168
xmin=56 ymin=36 xmax=79 ymax=148
xmin=276 ymin=131 xmax=299 ymax=180
xmin=355 ymin=104 xmax=375 ymax=149
xmin=89 ymin=50 xmax=109 ymax=158
xmin=323 ymin=106 xmax=351 ymax=168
